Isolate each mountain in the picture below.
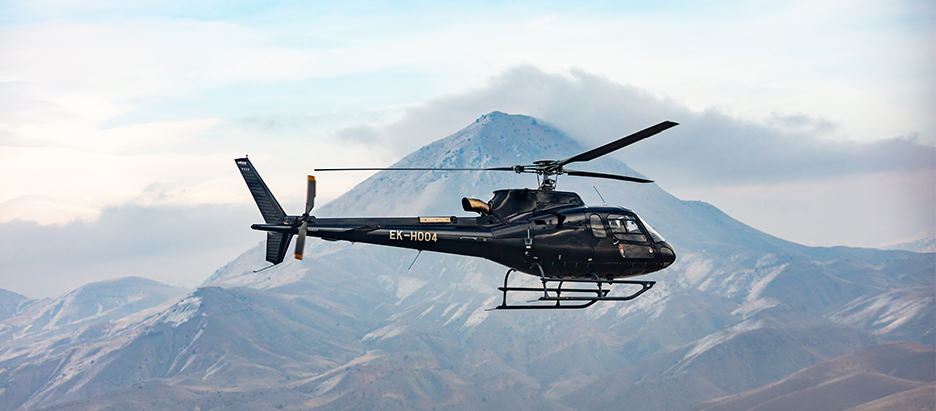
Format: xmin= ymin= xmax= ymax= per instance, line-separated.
xmin=885 ymin=236 xmax=936 ymax=253
xmin=0 ymin=288 xmax=28 ymax=321
xmin=700 ymin=342 xmax=935 ymax=411
xmin=1 ymin=112 xmax=933 ymax=409
xmin=0 ymin=277 xmax=187 ymax=409
xmin=0 ymin=276 xmax=185 ymax=340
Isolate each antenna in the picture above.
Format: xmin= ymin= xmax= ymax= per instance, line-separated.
xmin=408 ymin=250 xmax=422 ymax=270
xmin=252 ymin=264 xmax=275 ymax=273
xmin=593 ymin=186 xmax=607 ymax=205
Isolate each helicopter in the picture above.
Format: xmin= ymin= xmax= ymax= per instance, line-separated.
xmin=236 ymin=120 xmax=678 ymax=309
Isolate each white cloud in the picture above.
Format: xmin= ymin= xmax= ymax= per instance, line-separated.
xmin=336 ymin=67 xmax=934 ymax=182
xmin=330 ymin=67 xmax=935 ymax=247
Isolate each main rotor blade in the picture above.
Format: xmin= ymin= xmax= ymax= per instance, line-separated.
xmin=559 ymin=121 xmax=678 ymax=166
xmin=565 ymin=170 xmax=654 ymax=183
xmin=314 ymin=167 xmax=515 ymax=171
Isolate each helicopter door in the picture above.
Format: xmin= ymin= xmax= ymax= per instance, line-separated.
xmin=589 ymin=213 xmax=618 ymax=265
xmin=530 ymin=214 xmax=586 ymax=271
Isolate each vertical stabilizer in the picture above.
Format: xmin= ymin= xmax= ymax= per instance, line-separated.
xmin=235 ymin=157 xmax=291 ymax=265
xmin=265 ymin=232 xmax=292 ymax=265
xmin=235 ymin=157 xmax=286 ymax=224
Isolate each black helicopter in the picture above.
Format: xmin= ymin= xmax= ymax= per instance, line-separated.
xmin=236 ymin=121 xmax=678 ymax=309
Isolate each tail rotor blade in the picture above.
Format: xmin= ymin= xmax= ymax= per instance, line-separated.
xmin=296 ymin=175 xmax=315 ymax=260
xmin=294 ymin=221 xmax=307 ymax=260
xmin=305 ymin=175 xmax=315 ymax=214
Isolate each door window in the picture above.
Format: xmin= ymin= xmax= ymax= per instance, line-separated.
xmin=589 ymin=214 xmax=606 ymax=238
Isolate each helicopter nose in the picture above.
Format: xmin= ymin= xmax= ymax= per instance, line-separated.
xmin=658 ymin=242 xmax=676 ymax=267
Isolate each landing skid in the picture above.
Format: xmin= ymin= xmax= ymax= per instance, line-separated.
xmin=490 ymin=265 xmax=655 ymax=310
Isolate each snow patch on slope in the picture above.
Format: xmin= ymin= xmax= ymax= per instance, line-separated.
xmin=362 ymin=324 xmax=405 ymax=342
xmin=160 ymin=295 xmax=202 ymax=327
xmin=680 ymin=254 xmax=714 ymax=288
xmin=679 ymin=319 xmax=765 ymax=366
xmin=732 ymin=263 xmax=787 ymax=318
xmin=462 ymin=296 xmax=497 ymax=328
xmin=394 ymin=276 xmax=428 ymax=302
xmin=830 ymin=289 xmax=934 ymax=335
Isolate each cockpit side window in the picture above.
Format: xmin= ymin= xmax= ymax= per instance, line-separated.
xmin=589 ymin=214 xmax=606 ymax=238
xmin=608 ymin=214 xmax=647 ymax=243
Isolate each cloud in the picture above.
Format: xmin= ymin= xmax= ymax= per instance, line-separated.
xmin=336 ymin=125 xmax=381 ymax=144
xmin=766 ymin=113 xmax=838 ymax=135
xmin=342 ymin=66 xmax=935 ymax=188
xmin=0 ymin=203 xmax=261 ymax=298
xmin=333 ymin=66 xmax=935 ymax=247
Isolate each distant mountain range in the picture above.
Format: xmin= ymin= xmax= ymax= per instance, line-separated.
xmin=885 ymin=236 xmax=936 ymax=253
xmin=1 ymin=112 xmax=933 ymax=409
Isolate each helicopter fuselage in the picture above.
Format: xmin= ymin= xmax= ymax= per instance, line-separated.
xmin=253 ymin=203 xmax=675 ymax=279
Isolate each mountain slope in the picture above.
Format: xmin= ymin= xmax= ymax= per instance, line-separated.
xmin=0 ymin=277 xmax=187 ymax=410
xmin=848 ymin=382 xmax=936 ymax=411
xmin=701 ymin=342 xmax=935 ymax=411
xmin=0 ymin=288 xmax=28 ymax=321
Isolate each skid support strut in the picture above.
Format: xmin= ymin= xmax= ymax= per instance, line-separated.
xmin=490 ymin=264 xmax=655 ymax=310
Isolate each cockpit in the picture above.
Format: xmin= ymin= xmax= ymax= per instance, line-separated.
xmin=588 ymin=210 xmax=675 ymax=266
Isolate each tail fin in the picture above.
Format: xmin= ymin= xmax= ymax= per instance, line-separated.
xmin=235 ymin=157 xmax=291 ymax=264
xmin=235 ymin=157 xmax=286 ymax=224
xmin=265 ymin=232 xmax=292 ymax=265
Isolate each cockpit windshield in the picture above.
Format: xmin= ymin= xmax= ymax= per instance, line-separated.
xmin=607 ymin=214 xmax=647 ymax=243
xmin=635 ymin=214 xmax=665 ymax=243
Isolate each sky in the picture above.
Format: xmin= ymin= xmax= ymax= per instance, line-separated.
xmin=0 ymin=0 xmax=934 ymax=297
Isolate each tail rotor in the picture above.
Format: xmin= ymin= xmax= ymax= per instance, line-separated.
xmin=294 ymin=175 xmax=315 ymax=260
